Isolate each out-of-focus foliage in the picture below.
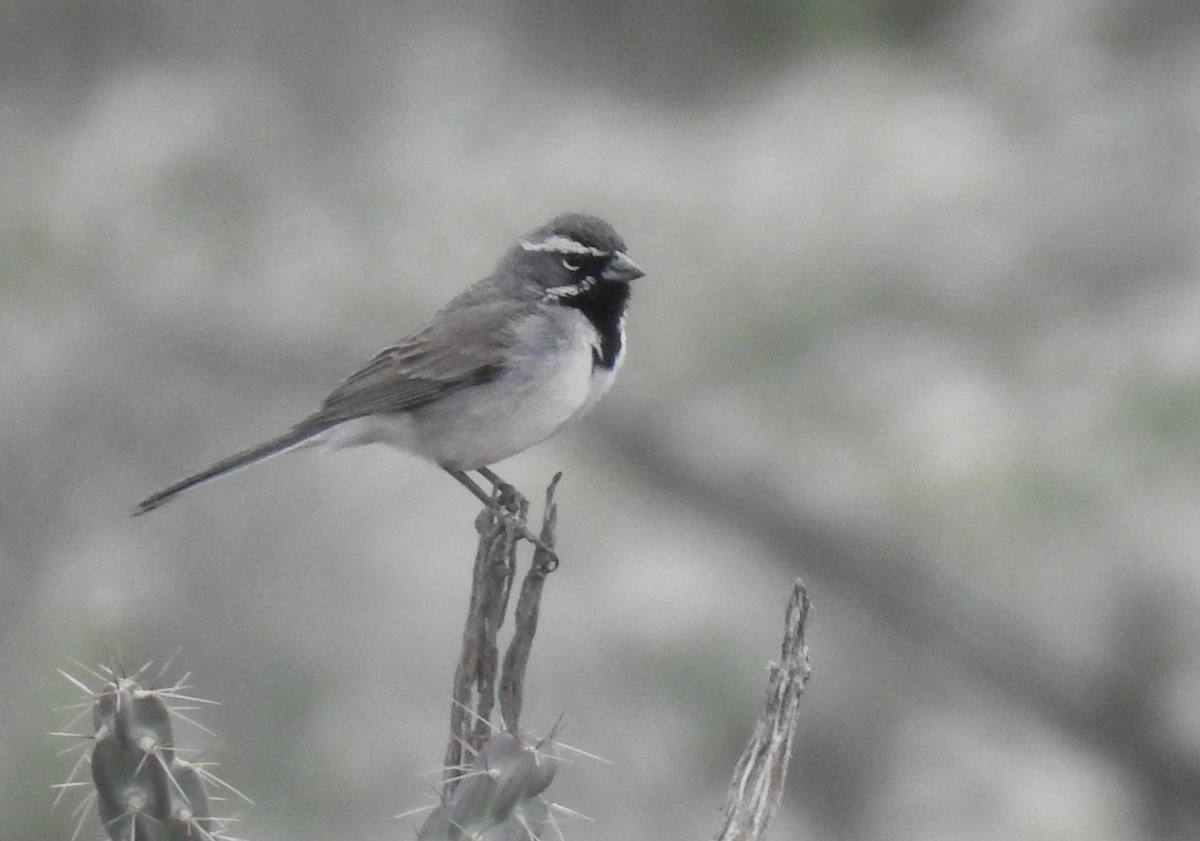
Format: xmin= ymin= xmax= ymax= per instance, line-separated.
xmin=1 ymin=0 xmax=973 ymax=103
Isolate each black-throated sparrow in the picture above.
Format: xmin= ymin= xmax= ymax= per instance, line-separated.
xmin=135 ymin=213 xmax=644 ymax=515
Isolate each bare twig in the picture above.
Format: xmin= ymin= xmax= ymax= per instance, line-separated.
xmin=500 ymin=473 xmax=562 ymax=731
xmin=717 ymin=579 xmax=812 ymax=841
xmin=443 ymin=476 xmax=562 ymax=796
xmin=444 ymin=485 xmax=524 ymax=787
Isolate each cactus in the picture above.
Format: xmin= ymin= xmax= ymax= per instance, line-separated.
xmin=55 ymin=663 xmax=248 ymax=841
xmin=418 ymin=730 xmax=561 ymax=841
xmin=409 ymin=477 xmax=574 ymax=841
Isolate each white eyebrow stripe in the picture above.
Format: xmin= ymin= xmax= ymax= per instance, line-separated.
xmin=519 ymin=235 xmax=609 ymax=257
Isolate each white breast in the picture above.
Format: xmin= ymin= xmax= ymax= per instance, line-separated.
xmin=319 ymin=309 xmax=622 ymax=471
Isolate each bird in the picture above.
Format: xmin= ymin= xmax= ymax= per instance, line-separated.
xmin=134 ymin=213 xmax=645 ymax=516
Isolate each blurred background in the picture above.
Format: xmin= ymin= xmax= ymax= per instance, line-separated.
xmin=4 ymin=0 xmax=1200 ymax=839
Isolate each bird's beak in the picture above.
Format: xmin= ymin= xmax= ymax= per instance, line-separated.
xmin=602 ymin=250 xmax=645 ymax=282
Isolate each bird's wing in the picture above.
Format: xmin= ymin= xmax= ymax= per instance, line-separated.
xmin=308 ymin=300 xmax=529 ymax=425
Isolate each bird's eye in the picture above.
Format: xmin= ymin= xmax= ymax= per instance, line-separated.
xmin=562 ymin=257 xmax=581 ymax=271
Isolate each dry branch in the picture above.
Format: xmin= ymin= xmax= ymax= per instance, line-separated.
xmin=442 ymin=475 xmax=562 ymax=795
xmin=717 ymin=579 xmax=812 ymax=841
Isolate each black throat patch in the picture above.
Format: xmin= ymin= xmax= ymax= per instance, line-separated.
xmin=556 ymin=280 xmax=630 ymax=370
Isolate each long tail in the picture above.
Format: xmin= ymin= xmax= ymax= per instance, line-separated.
xmin=134 ymin=424 xmax=325 ymax=515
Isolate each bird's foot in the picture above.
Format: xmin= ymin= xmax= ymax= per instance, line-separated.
xmin=449 ymin=469 xmax=558 ymax=562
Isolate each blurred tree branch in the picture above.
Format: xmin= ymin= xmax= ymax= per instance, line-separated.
xmin=594 ymin=407 xmax=1200 ymax=832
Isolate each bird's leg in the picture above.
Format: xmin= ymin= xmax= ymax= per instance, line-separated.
xmin=446 ymin=469 xmax=556 ymax=559
xmin=447 ymin=468 xmax=529 ymax=531
xmin=448 ymin=469 xmax=504 ymax=510
xmin=476 ymin=466 xmax=515 ymax=499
